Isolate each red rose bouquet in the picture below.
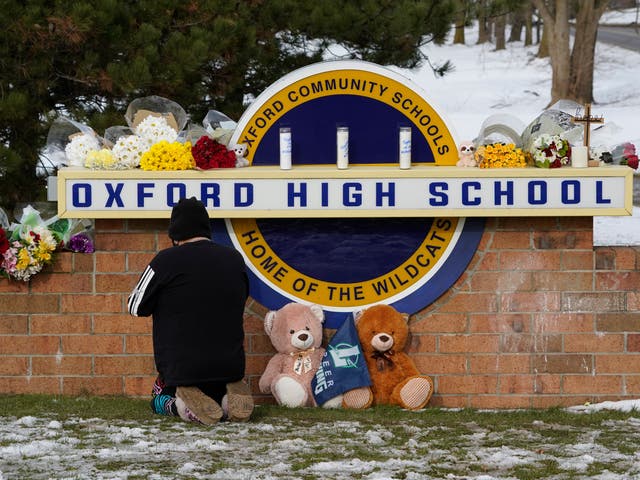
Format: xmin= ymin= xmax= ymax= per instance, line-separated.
xmin=192 ymin=136 xmax=236 ymax=169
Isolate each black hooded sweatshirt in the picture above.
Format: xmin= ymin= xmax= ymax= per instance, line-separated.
xmin=128 ymin=240 xmax=249 ymax=386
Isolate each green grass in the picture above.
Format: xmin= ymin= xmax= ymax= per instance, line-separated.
xmin=1 ymin=395 xmax=640 ymax=479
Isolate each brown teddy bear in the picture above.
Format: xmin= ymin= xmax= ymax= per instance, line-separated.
xmin=342 ymin=304 xmax=434 ymax=410
xmin=258 ymin=302 xmax=342 ymax=408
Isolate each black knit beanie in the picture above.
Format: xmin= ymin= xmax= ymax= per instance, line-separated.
xmin=168 ymin=197 xmax=212 ymax=241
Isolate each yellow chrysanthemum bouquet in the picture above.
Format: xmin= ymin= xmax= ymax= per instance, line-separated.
xmin=475 ymin=143 xmax=527 ymax=169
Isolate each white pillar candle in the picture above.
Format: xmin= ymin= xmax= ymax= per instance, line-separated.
xmin=279 ymin=127 xmax=292 ymax=170
xmin=336 ymin=127 xmax=349 ymax=169
xmin=399 ymin=127 xmax=412 ymax=169
xmin=572 ymin=145 xmax=588 ymax=168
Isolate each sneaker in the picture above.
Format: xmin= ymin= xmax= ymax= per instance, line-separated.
xmin=225 ymin=380 xmax=254 ymax=422
xmin=175 ymin=386 xmax=223 ymax=425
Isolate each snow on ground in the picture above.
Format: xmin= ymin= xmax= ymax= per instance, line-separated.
xmin=1 ymin=405 xmax=640 ymax=480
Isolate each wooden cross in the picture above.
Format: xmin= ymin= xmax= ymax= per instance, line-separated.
xmin=572 ymin=103 xmax=604 ymax=151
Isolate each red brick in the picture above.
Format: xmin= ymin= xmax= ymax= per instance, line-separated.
xmin=469 ymin=355 xmax=530 ymax=374
xmin=625 ymin=375 xmax=640 ymax=394
xmin=63 ymin=376 xmax=123 ymax=396
xmin=412 ymin=313 xmax=467 ymax=333
xmin=532 ymin=354 xmax=592 ymax=374
xmin=96 ymin=233 xmax=156 ymax=252
xmin=596 ymin=354 xmax=640 ymax=373
xmin=0 ymin=336 xmax=60 ymax=354
xmin=245 ymin=354 xmax=272 ymax=376
xmin=0 ymin=295 xmax=59 ymax=313
xmin=561 ymin=251 xmax=594 ymax=270
xmin=564 ymin=334 xmax=625 ymax=353
xmin=0 ymin=377 xmax=62 ymax=394
xmin=532 ymin=396 xmax=594 ymax=408
xmin=94 ymin=356 xmax=155 ymax=375
xmin=124 ymin=376 xmax=156 ymax=397
xmin=501 ymin=334 xmax=561 ymax=353
xmin=0 ymin=357 xmax=28 ymax=375
xmin=125 ymin=335 xmax=153 ymax=354
xmin=62 ymin=335 xmax=124 ymax=354
xmin=628 ymin=334 xmax=640 ymax=352
xmin=499 ymin=251 xmax=561 ymax=270
xmin=407 ymin=334 xmax=436 ymax=353
xmin=96 ymin=219 xmax=126 ymax=231
xmin=412 ymin=354 xmax=466 ymax=374
xmin=0 ymin=315 xmax=28 ymax=334
xmin=501 ymin=292 xmax=561 ymax=312
xmin=628 ymin=292 xmax=640 ymax=311
xmin=31 ymin=315 xmax=91 ymax=334
xmin=532 ymin=313 xmax=594 ymax=333
xmin=596 ymin=271 xmax=640 ymax=291
xmin=596 ymin=313 xmax=640 ymax=332
xmin=51 ymin=253 xmax=73 ymax=273
xmin=614 ymin=248 xmax=639 ymax=270
xmin=438 ymin=375 xmax=497 ymax=394
xmin=470 ymin=314 xmax=530 ymax=333
xmin=499 ymin=374 xmax=561 ymax=395
xmin=95 ymin=274 xmax=140 ymax=293
xmin=127 ymin=253 xmax=156 ymax=273
xmin=439 ymin=334 xmax=500 ymax=353
xmin=470 ymin=396 xmax=532 ymax=409
xmin=533 ymin=231 xmax=592 ymax=250
xmin=244 ymin=313 xmax=267 ymax=334
xmin=94 ymin=314 xmax=151 ymax=334
xmin=490 ymin=231 xmax=531 ymax=249
xmin=595 ymin=249 xmax=616 ymax=270
xmin=127 ymin=218 xmax=168 ymax=232
xmin=439 ymin=293 xmax=498 ymax=313
xmin=428 ymin=395 xmax=469 ymax=409
xmin=476 ymin=252 xmax=499 ymax=270
xmin=470 ymin=271 xmax=532 ymax=292
xmin=30 ymin=273 xmax=93 ymax=293
xmin=0 ymin=279 xmax=28 ymax=293
xmin=531 ymin=271 xmax=592 ymax=291
xmin=32 ymin=356 xmax=93 ymax=375
xmin=563 ymin=375 xmax=623 ymax=394
xmin=96 ymin=252 xmax=126 ymax=273
xmin=562 ymin=292 xmax=625 ymax=312
xmin=74 ymin=254 xmax=95 ymax=273
xmin=61 ymin=294 xmax=123 ymax=313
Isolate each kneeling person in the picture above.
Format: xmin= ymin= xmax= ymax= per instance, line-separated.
xmin=128 ymin=197 xmax=253 ymax=424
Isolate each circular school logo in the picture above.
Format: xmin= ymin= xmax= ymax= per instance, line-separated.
xmin=213 ymin=60 xmax=485 ymax=328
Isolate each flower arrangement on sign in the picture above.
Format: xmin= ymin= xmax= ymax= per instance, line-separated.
xmin=591 ymin=141 xmax=639 ymax=170
xmin=475 ymin=143 xmax=527 ymax=169
xmin=0 ymin=206 xmax=95 ymax=282
xmin=528 ymin=133 xmax=572 ymax=168
xmin=46 ymin=97 xmax=248 ymax=173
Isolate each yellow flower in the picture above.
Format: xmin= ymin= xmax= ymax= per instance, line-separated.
xmin=140 ymin=141 xmax=195 ymax=171
xmin=16 ymin=247 xmax=31 ymax=270
xmin=477 ymin=142 xmax=526 ymax=168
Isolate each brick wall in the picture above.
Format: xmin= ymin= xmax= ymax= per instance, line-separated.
xmin=1 ymin=216 xmax=639 ymax=408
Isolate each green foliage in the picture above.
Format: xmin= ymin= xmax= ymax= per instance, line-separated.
xmin=0 ymin=0 xmax=454 ymax=216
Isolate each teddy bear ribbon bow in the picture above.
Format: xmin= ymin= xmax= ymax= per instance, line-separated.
xmin=290 ymin=348 xmax=315 ymax=375
xmin=372 ymin=350 xmax=395 ymax=371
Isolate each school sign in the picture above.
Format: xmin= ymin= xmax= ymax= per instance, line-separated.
xmin=56 ymin=60 xmax=633 ymax=327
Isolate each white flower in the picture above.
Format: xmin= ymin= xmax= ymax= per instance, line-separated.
xmin=64 ymin=134 xmax=100 ymax=167
xmin=135 ymin=116 xmax=178 ymax=148
xmin=111 ymin=135 xmax=147 ymax=168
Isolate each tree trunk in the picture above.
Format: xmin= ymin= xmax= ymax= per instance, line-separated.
xmin=495 ymin=14 xmax=506 ymax=50
xmin=537 ymin=24 xmax=549 ymax=57
xmin=569 ymin=0 xmax=611 ymax=103
xmin=524 ymin=2 xmax=533 ymax=46
xmin=477 ymin=0 xmax=490 ymax=44
xmin=509 ymin=6 xmax=525 ymax=42
xmin=533 ymin=0 xmax=571 ymax=104
xmin=453 ymin=3 xmax=466 ymax=44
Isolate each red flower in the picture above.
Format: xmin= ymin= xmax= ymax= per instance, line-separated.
xmin=192 ymin=136 xmax=237 ymax=169
xmin=550 ymin=159 xmax=562 ymax=168
xmin=0 ymin=227 xmax=8 ymax=255
xmin=625 ymin=155 xmax=639 ymax=170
